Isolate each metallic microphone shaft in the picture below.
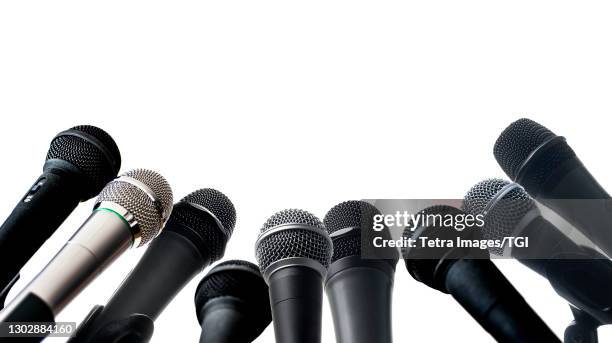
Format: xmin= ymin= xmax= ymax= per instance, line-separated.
xmin=24 ymin=205 xmax=135 ymax=314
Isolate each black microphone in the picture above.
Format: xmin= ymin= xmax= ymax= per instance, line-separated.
xmin=71 ymin=188 xmax=237 ymax=343
xmin=0 ymin=169 xmax=172 ymax=327
xmin=323 ymin=200 xmax=397 ymax=343
xmin=403 ymin=205 xmax=560 ymax=343
xmin=194 ymin=260 xmax=271 ymax=343
xmin=463 ymin=179 xmax=612 ymax=324
xmin=254 ymin=209 xmax=332 ymax=343
xmin=494 ymin=118 xmax=612 ymax=257
xmin=0 ymin=125 xmax=121 ymax=304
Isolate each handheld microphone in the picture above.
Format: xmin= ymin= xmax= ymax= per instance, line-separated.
xmin=0 ymin=125 xmax=121 ymax=304
xmin=0 ymin=169 xmax=172 ymax=326
xmin=254 ymin=209 xmax=332 ymax=343
xmin=403 ymin=205 xmax=560 ymax=343
xmin=494 ymin=118 xmax=612 ymax=257
xmin=72 ymin=188 xmax=236 ymax=342
xmin=194 ymin=260 xmax=271 ymax=343
xmin=323 ymin=200 xmax=397 ymax=343
xmin=463 ymin=179 xmax=612 ymax=324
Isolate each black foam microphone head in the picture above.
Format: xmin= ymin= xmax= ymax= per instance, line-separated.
xmin=255 ymin=209 xmax=332 ymax=274
xmin=402 ymin=205 xmax=477 ymax=292
xmin=194 ymin=260 xmax=271 ymax=339
xmin=45 ymin=125 xmax=121 ymax=199
xmin=493 ymin=118 xmax=578 ymax=185
xmin=324 ymin=200 xmax=397 ymax=264
xmin=165 ymin=188 xmax=236 ymax=262
xmin=463 ymin=179 xmax=537 ymax=255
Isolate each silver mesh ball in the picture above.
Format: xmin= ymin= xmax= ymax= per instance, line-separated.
xmin=255 ymin=209 xmax=332 ymax=272
xmin=463 ymin=178 xmax=536 ymax=254
xmin=96 ymin=169 xmax=173 ymax=246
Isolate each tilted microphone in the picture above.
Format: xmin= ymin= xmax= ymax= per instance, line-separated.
xmin=0 ymin=169 xmax=172 ymax=326
xmin=194 ymin=260 xmax=271 ymax=343
xmin=463 ymin=179 xmax=612 ymax=324
xmin=403 ymin=205 xmax=560 ymax=343
xmin=0 ymin=125 xmax=121 ymax=304
xmin=72 ymin=188 xmax=236 ymax=342
xmin=323 ymin=200 xmax=397 ymax=343
xmin=254 ymin=209 xmax=333 ymax=343
xmin=494 ymin=118 xmax=612 ymax=257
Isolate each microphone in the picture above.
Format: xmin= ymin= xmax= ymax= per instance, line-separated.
xmin=254 ymin=209 xmax=332 ymax=343
xmin=72 ymin=188 xmax=237 ymax=342
xmin=403 ymin=205 xmax=560 ymax=343
xmin=194 ymin=260 xmax=271 ymax=343
xmin=0 ymin=169 xmax=172 ymax=325
xmin=0 ymin=125 xmax=121 ymax=304
xmin=494 ymin=118 xmax=612 ymax=257
xmin=322 ymin=200 xmax=397 ymax=343
xmin=463 ymin=179 xmax=612 ymax=324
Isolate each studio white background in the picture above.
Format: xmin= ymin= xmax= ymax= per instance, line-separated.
xmin=1 ymin=1 xmax=611 ymax=342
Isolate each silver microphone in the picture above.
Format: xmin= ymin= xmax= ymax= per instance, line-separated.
xmin=0 ymin=169 xmax=173 ymax=321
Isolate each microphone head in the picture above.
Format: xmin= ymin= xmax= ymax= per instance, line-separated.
xmin=255 ymin=209 xmax=332 ymax=275
xmin=324 ymin=200 xmax=397 ymax=263
xmin=493 ymin=118 xmax=557 ymax=180
xmin=165 ymin=188 xmax=237 ymax=262
xmin=96 ymin=169 xmax=173 ymax=246
xmin=463 ymin=179 xmax=536 ymax=254
xmin=194 ymin=260 xmax=271 ymax=340
xmin=46 ymin=125 xmax=121 ymax=199
xmin=402 ymin=205 xmax=476 ymax=292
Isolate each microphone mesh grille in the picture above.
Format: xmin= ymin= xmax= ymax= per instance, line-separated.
xmin=463 ymin=179 xmax=536 ymax=254
xmin=255 ymin=209 xmax=332 ymax=272
xmin=166 ymin=188 xmax=236 ymax=261
xmin=46 ymin=125 xmax=121 ymax=198
xmin=323 ymin=200 xmax=380 ymax=262
xmin=97 ymin=169 xmax=173 ymax=246
xmin=493 ymin=118 xmax=556 ymax=179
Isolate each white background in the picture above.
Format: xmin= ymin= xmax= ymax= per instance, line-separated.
xmin=1 ymin=1 xmax=612 ymax=342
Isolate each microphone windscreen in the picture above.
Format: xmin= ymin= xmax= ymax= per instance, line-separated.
xmin=46 ymin=125 xmax=121 ymax=198
xmin=255 ymin=209 xmax=332 ymax=273
xmin=463 ymin=179 xmax=536 ymax=254
xmin=166 ymin=188 xmax=236 ymax=261
xmin=194 ymin=260 xmax=271 ymax=336
xmin=96 ymin=169 xmax=173 ymax=245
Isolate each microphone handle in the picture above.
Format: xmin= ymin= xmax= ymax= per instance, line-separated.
xmin=198 ymin=297 xmax=255 ymax=343
xmin=445 ymin=258 xmax=560 ymax=343
xmin=0 ymin=169 xmax=82 ymax=301
xmin=325 ymin=257 xmax=395 ymax=343
xmin=268 ymin=266 xmax=324 ymax=343
xmin=0 ymin=208 xmax=132 ymax=320
xmin=514 ymin=215 xmax=612 ymax=323
xmin=518 ymin=144 xmax=612 ymax=257
xmin=77 ymin=229 xmax=208 ymax=342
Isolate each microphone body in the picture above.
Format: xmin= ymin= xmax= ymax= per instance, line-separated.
xmin=494 ymin=119 xmax=612 ymax=257
xmin=0 ymin=126 xmax=121 ymax=302
xmin=267 ymin=262 xmax=324 ymax=343
xmin=325 ymin=258 xmax=394 ymax=343
xmin=195 ymin=260 xmax=271 ymax=343
xmin=255 ymin=209 xmax=333 ymax=343
xmin=444 ymin=258 xmax=560 ymax=343
xmin=198 ymin=297 xmax=253 ymax=343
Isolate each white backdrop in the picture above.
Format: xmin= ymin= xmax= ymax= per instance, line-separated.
xmin=1 ymin=1 xmax=612 ymax=342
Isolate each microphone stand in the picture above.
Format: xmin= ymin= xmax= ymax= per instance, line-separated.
xmin=564 ymin=307 xmax=600 ymax=343
xmin=69 ymin=305 xmax=154 ymax=343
